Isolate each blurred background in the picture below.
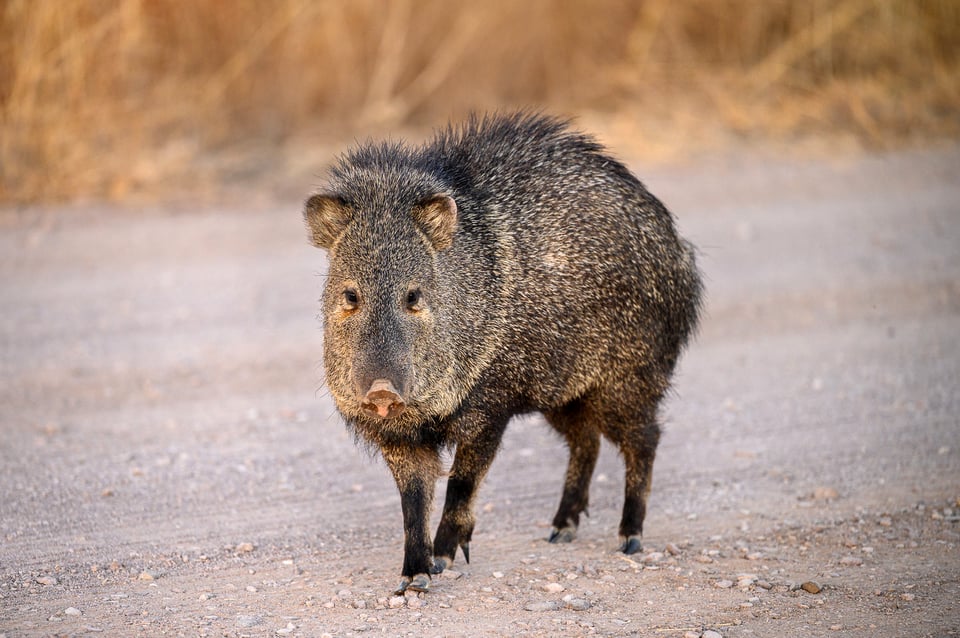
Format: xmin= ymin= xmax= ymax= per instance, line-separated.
xmin=1 ymin=0 xmax=958 ymax=204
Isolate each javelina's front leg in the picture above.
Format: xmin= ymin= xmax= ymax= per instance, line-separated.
xmin=433 ymin=417 xmax=509 ymax=573
xmin=381 ymin=444 xmax=442 ymax=594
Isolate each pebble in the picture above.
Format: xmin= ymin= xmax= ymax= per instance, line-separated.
xmin=901 ymin=593 xmax=916 ymax=602
xmin=756 ymin=580 xmax=773 ymax=590
xmin=388 ymin=596 xmax=406 ymax=608
xmin=442 ymin=570 xmax=463 ymax=580
xmin=642 ymin=551 xmax=664 ymax=564
xmin=703 ymin=631 xmax=723 ymax=638
xmin=736 ymin=574 xmax=757 ymax=588
xmin=236 ymin=615 xmax=263 ymax=627
xmin=352 ymin=599 xmax=366 ymax=609
xmin=137 ymin=571 xmax=158 ymax=581
xmin=665 ymin=543 xmax=682 ymax=556
xmin=64 ymin=607 xmax=82 ymax=616
xmin=407 ymin=596 xmax=424 ymax=609
xmin=839 ymin=555 xmax=863 ymax=567
xmin=524 ymin=601 xmax=560 ymax=612
xmin=541 ymin=582 xmax=565 ymax=593
xmin=492 ymin=571 xmax=504 ymax=578
xmin=801 ymin=581 xmax=822 ymax=594
xmin=246 ymin=585 xmax=257 ymax=593
xmin=683 ymin=632 xmax=701 ymax=638
xmin=714 ymin=579 xmax=734 ymax=589
xmin=564 ymin=598 xmax=591 ymax=611
xmin=36 ymin=576 xmax=58 ymax=586
xmin=235 ymin=542 xmax=256 ymax=553
xmin=276 ymin=622 xmax=296 ymax=635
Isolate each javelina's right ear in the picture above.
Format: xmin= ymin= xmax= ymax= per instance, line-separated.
xmin=413 ymin=195 xmax=458 ymax=250
xmin=304 ymin=194 xmax=352 ymax=249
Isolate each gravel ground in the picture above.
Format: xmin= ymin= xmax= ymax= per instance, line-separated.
xmin=1 ymin=146 xmax=959 ymax=637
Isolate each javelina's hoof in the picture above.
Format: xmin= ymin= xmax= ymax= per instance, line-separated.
xmin=548 ymin=527 xmax=577 ymax=544
xmin=394 ymin=573 xmax=431 ymax=594
xmin=433 ymin=556 xmax=451 ymax=574
xmin=620 ymin=535 xmax=643 ymax=555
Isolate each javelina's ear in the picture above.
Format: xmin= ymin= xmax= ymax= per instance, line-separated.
xmin=413 ymin=195 xmax=458 ymax=250
xmin=304 ymin=194 xmax=352 ymax=249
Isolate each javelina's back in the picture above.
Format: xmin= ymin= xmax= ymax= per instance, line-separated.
xmin=304 ymin=112 xmax=702 ymax=594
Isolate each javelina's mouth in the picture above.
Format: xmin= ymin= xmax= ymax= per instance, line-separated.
xmin=361 ymin=379 xmax=406 ymax=419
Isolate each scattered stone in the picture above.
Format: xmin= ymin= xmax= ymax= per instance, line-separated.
xmin=756 ymin=580 xmax=773 ymax=590
xmin=198 ymin=593 xmax=214 ymax=601
xmin=703 ymin=630 xmax=723 ymax=638
xmin=388 ymin=596 xmax=406 ymax=608
xmin=541 ymin=582 xmax=565 ymax=593
xmin=137 ymin=571 xmax=159 ymax=581
xmin=665 ymin=543 xmax=682 ymax=556
xmin=683 ymin=632 xmax=701 ymax=638
xmin=801 ymin=581 xmax=822 ymax=594
xmin=839 ymin=555 xmax=863 ymax=567
xmin=695 ymin=555 xmax=714 ymax=564
xmin=352 ymin=599 xmax=366 ymax=609
xmin=442 ymin=569 xmax=462 ymax=580
xmin=642 ymin=551 xmax=664 ymax=564
xmin=83 ymin=626 xmax=104 ymax=632
xmin=524 ymin=601 xmax=560 ymax=612
xmin=235 ymin=542 xmax=256 ymax=553
xmin=36 ymin=576 xmax=58 ymax=586
xmin=736 ymin=574 xmax=757 ymax=588
xmin=830 ymin=625 xmax=843 ymax=631
xmin=236 ymin=615 xmax=263 ymax=627
xmin=407 ymin=596 xmax=424 ymax=609
xmin=813 ymin=486 xmax=838 ymax=501
xmin=564 ymin=598 xmax=591 ymax=611
xmin=901 ymin=593 xmax=916 ymax=602
xmin=714 ymin=579 xmax=734 ymax=589
xmin=276 ymin=622 xmax=296 ymax=635
xmin=64 ymin=607 xmax=81 ymax=616
xmin=492 ymin=571 xmax=504 ymax=578
xmin=878 ymin=517 xmax=893 ymax=527
xmin=246 ymin=585 xmax=257 ymax=593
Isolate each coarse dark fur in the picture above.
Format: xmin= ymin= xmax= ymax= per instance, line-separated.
xmin=304 ymin=112 xmax=702 ymax=594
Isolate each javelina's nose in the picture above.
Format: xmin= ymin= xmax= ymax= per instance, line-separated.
xmin=361 ymin=379 xmax=406 ymax=419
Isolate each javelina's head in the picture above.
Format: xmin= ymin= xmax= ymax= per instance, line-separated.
xmin=303 ymin=150 xmax=459 ymax=429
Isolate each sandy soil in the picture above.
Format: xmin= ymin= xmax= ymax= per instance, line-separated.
xmin=1 ymin=147 xmax=959 ymax=637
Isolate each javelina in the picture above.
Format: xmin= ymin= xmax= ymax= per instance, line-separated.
xmin=304 ymin=112 xmax=702 ymax=594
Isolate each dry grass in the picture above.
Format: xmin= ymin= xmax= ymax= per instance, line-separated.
xmin=1 ymin=0 xmax=958 ymax=203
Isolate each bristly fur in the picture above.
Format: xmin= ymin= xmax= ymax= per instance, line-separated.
xmin=304 ymin=111 xmax=703 ymax=587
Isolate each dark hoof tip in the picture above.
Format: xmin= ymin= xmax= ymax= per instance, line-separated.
xmin=432 ymin=557 xmax=450 ymax=574
xmin=394 ymin=577 xmax=411 ymax=595
xmin=406 ymin=573 xmax=431 ymax=592
xmin=459 ymin=543 xmax=470 ymax=564
xmin=548 ymin=527 xmax=576 ymax=544
xmin=620 ymin=536 xmax=643 ymax=555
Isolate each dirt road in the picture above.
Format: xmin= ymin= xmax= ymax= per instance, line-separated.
xmin=2 ymin=147 xmax=958 ymax=637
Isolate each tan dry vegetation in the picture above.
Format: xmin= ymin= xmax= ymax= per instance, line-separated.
xmin=1 ymin=0 xmax=958 ymax=203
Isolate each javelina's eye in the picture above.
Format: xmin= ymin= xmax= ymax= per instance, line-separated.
xmin=343 ymin=288 xmax=359 ymax=309
xmin=405 ymin=289 xmax=422 ymax=312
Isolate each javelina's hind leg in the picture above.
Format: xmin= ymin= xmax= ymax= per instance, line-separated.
xmin=545 ymin=399 xmax=601 ymax=544
xmin=604 ymin=403 xmax=660 ymax=555
xmin=433 ymin=415 xmax=509 ymax=574
xmin=381 ymin=444 xmax=442 ymax=594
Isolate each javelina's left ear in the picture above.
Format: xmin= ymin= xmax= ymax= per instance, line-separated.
xmin=304 ymin=194 xmax=352 ymax=249
xmin=413 ymin=195 xmax=458 ymax=250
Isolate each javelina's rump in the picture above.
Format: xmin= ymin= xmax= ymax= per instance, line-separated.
xmin=304 ymin=112 xmax=702 ymax=594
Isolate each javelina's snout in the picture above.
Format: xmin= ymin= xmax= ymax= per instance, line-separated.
xmin=361 ymin=379 xmax=406 ymax=419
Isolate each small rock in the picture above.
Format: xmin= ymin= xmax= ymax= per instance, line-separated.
xmin=524 ymin=601 xmax=560 ymax=612
xmin=64 ymin=607 xmax=82 ymax=616
xmin=246 ymin=585 xmax=257 ymax=593
xmin=235 ymin=542 xmax=256 ymax=553
xmin=703 ymin=631 xmax=723 ymax=638
xmin=36 ymin=576 xmax=58 ymax=586
xmin=236 ymin=615 xmax=263 ymax=628
xmin=813 ymin=486 xmax=838 ymax=500
xmin=564 ymin=598 xmax=591 ymax=611
xmin=407 ymin=596 xmax=424 ymax=609
xmin=714 ymin=579 xmax=734 ymax=589
xmin=683 ymin=632 xmax=701 ymax=638
xmin=756 ymin=580 xmax=773 ymax=590
xmin=900 ymin=593 xmax=915 ymax=602
xmin=801 ymin=581 xmax=822 ymax=594
xmin=442 ymin=569 xmax=463 ymax=580
xmin=839 ymin=555 xmax=863 ymax=567
xmin=736 ymin=574 xmax=757 ymax=588
xmin=541 ymin=582 xmax=565 ymax=593
xmin=492 ymin=571 xmax=504 ymax=578
xmin=352 ymin=599 xmax=366 ymax=609
xmin=137 ymin=571 xmax=158 ymax=581
xmin=830 ymin=625 xmax=843 ymax=631
xmin=665 ymin=543 xmax=682 ymax=556
xmin=642 ymin=551 xmax=664 ymax=564
xmin=388 ymin=596 xmax=406 ymax=608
